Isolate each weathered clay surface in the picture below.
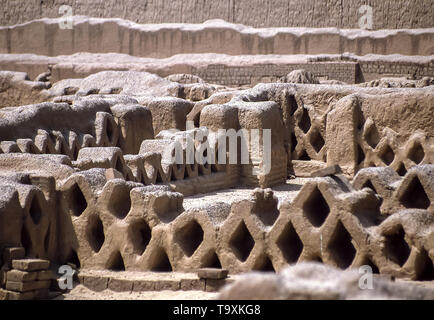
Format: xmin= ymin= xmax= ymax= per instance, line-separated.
xmin=1 ymin=1 xmax=433 ymax=29
xmin=1 ymin=17 xmax=434 ymax=58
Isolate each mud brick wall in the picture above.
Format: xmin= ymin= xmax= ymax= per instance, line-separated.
xmin=192 ymin=62 xmax=359 ymax=86
xmin=1 ymin=0 xmax=433 ymax=29
xmin=360 ymin=60 xmax=434 ymax=82
xmin=1 ymin=17 xmax=433 ymax=58
xmin=192 ymin=60 xmax=434 ymax=86
xmin=3 ymin=165 xmax=432 ymax=280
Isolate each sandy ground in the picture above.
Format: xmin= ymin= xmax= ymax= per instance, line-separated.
xmin=56 ymin=285 xmax=219 ymax=300
xmin=183 ymin=178 xmax=307 ymax=210
xmin=55 ymin=278 xmax=434 ymax=300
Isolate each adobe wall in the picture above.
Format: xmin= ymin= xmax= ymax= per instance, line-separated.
xmin=0 ymin=17 xmax=433 ymax=58
xmin=1 ymin=53 xmax=432 ymax=86
xmin=1 ymin=0 xmax=433 ymax=29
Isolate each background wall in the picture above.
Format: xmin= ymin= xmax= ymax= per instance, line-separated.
xmin=1 ymin=17 xmax=433 ymax=58
xmin=1 ymin=0 xmax=433 ymax=29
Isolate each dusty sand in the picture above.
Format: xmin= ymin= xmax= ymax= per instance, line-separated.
xmin=183 ymin=178 xmax=307 ymax=211
xmin=56 ymin=285 xmax=218 ymax=300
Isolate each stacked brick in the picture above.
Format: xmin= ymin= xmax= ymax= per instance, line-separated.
xmin=0 ymin=247 xmax=52 ymax=300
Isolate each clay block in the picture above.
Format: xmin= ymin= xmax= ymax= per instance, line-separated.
xmin=154 ymin=280 xmax=180 ymax=291
xmin=6 ymin=280 xmax=51 ymax=292
xmin=197 ymin=268 xmax=229 ymax=280
xmin=132 ymin=280 xmax=155 ymax=292
xmin=33 ymin=289 xmax=49 ymax=300
xmin=310 ymin=165 xmax=342 ymax=177
xmin=180 ymin=278 xmax=206 ymax=291
xmin=292 ymin=160 xmax=328 ymax=177
xmin=3 ymin=247 xmax=25 ymax=267
xmin=37 ymin=270 xmax=53 ymax=281
xmin=4 ymin=288 xmax=48 ymax=300
xmin=108 ymin=278 xmax=133 ymax=292
xmin=6 ymin=270 xmax=38 ymax=282
xmin=82 ymin=276 xmax=108 ymax=292
xmin=12 ymin=259 xmax=50 ymax=271
xmin=4 ymin=290 xmax=36 ymax=300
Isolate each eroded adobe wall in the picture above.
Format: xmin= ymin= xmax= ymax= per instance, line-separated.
xmin=1 ymin=17 xmax=433 ymax=58
xmin=326 ymin=91 xmax=434 ymax=176
xmin=2 ymin=163 xmax=433 ymax=280
xmin=0 ymin=71 xmax=433 ymax=280
xmin=1 ymin=0 xmax=433 ymax=29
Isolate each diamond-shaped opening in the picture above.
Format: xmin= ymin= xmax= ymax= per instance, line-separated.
xmin=114 ymin=157 xmax=124 ymax=175
xmin=290 ymin=133 xmax=298 ymax=153
xmin=327 ymin=221 xmax=356 ymax=269
xmin=106 ymin=118 xmax=115 ymax=143
xmin=106 ymin=251 xmax=125 ymax=271
xmin=68 ymin=183 xmax=87 ymax=217
xmin=86 ymin=214 xmax=105 ymax=253
xmin=29 ymin=196 xmax=43 ymax=225
xmin=108 ymin=186 xmax=131 ymax=219
xmin=87 ymin=88 xmax=100 ymax=95
xmin=357 ymin=115 xmax=365 ymax=131
xmin=153 ymin=195 xmax=181 ymax=223
xmin=201 ymin=251 xmax=222 ymax=269
xmin=399 ymin=176 xmax=430 ymax=209
xmin=365 ymin=125 xmax=380 ymax=149
xmin=129 ymin=219 xmax=152 ymax=255
xmin=362 ymin=179 xmax=378 ymax=194
xmin=384 ymin=225 xmax=411 ymax=267
xmin=254 ymin=256 xmax=276 ymax=272
xmin=357 ymin=144 xmax=365 ymax=165
xmin=302 ymin=186 xmax=330 ymax=227
xmin=21 ymin=226 xmax=31 ymax=256
xmin=353 ymin=199 xmax=383 ymax=228
xmin=66 ymin=249 xmax=81 ymax=269
xmin=416 ymin=248 xmax=434 ymax=281
xmin=408 ymin=142 xmax=425 ymax=164
xmin=253 ymin=206 xmax=279 ymax=227
xmin=44 ymin=225 xmax=50 ymax=252
xmin=71 ymin=144 xmax=79 ymax=161
xmin=150 ymin=247 xmax=172 ymax=272
xmin=276 ymin=222 xmax=303 ymax=264
xmin=310 ymin=130 xmax=325 ymax=153
xmin=298 ymin=149 xmax=311 ymax=161
xmin=287 ymin=95 xmax=298 ymax=116
xmin=229 ymin=221 xmax=255 ymax=262
xmin=311 ymin=255 xmax=323 ymax=263
xmin=396 ymin=163 xmax=407 ymax=176
xmin=64 ymin=86 xmax=79 ymax=95
xmin=298 ymin=107 xmax=311 ymax=134
xmin=59 ymin=140 xmax=69 ymax=156
xmin=110 ymin=87 xmax=122 ymax=94
xmin=174 ymin=220 xmax=204 ymax=257
xmin=379 ymin=145 xmax=395 ymax=166
xmin=156 ymin=169 xmax=166 ymax=183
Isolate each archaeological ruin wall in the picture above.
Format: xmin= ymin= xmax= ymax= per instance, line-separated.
xmin=1 ymin=0 xmax=433 ymax=29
